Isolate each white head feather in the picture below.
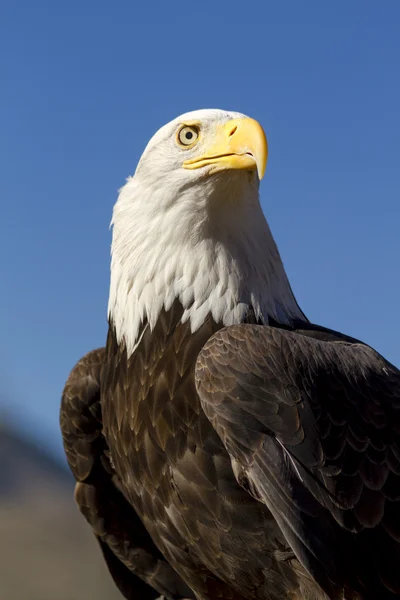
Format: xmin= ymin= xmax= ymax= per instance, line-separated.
xmin=108 ymin=109 xmax=304 ymax=356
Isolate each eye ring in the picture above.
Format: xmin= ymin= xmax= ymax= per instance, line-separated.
xmin=177 ymin=125 xmax=200 ymax=147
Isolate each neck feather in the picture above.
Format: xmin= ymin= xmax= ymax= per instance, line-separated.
xmin=108 ymin=176 xmax=304 ymax=356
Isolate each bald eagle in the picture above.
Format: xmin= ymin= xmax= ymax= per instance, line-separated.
xmin=61 ymin=110 xmax=400 ymax=600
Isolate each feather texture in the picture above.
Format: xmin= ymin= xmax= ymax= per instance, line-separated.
xmin=196 ymin=323 xmax=400 ymax=598
xmin=101 ymin=305 xmax=332 ymax=600
xmin=60 ymin=348 xmax=194 ymax=600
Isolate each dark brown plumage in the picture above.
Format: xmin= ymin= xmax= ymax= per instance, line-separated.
xmin=101 ymin=304 xmax=315 ymax=600
xmin=196 ymin=322 xmax=400 ymax=598
xmin=61 ymin=309 xmax=400 ymax=600
xmin=60 ymin=347 xmax=195 ymax=600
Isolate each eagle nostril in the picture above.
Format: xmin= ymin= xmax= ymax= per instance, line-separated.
xmin=228 ymin=125 xmax=238 ymax=137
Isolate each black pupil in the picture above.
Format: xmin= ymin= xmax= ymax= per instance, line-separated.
xmin=185 ymin=131 xmax=193 ymax=140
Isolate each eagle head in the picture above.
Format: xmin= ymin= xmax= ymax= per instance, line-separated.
xmin=108 ymin=109 xmax=302 ymax=354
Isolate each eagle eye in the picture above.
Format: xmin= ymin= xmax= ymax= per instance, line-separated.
xmin=177 ymin=125 xmax=199 ymax=147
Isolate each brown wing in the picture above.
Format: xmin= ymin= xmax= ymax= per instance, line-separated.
xmin=60 ymin=348 xmax=194 ymax=600
xmin=195 ymin=324 xmax=400 ymax=599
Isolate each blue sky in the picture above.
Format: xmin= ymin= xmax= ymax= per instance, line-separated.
xmin=1 ymin=1 xmax=400 ymax=459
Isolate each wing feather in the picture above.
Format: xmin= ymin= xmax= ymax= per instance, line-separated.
xmin=195 ymin=324 xmax=400 ymax=598
xmin=60 ymin=348 xmax=194 ymax=600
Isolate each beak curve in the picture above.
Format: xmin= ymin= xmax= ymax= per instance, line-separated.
xmin=183 ymin=117 xmax=268 ymax=180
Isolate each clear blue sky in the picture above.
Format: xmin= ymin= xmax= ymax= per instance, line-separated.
xmin=1 ymin=1 xmax=400 ymax=459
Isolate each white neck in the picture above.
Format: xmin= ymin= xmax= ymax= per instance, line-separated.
xmin=108 ymin=174 xmax=304 ymax=356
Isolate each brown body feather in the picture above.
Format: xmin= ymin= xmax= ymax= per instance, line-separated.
xmin=60 ymin=347 xmax=195 ymax=600
xmin=61 ymin=306 xmax=400 ymax=599
xmin=195 ymin=324 xmax=400 ymax=599
xmin=100 ymin=303 xmax=330 ymax=600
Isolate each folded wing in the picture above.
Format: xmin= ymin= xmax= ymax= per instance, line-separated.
xmin=60 ymin=348 xmax=194 ymax=600
xmin=195 ymin=324 xmax=400 ymax=598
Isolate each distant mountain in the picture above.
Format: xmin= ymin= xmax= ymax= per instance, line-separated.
xmin=0 ymin=423 xmax=122 ymax=600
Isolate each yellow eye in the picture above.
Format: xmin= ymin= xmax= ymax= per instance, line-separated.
xmin=177 ymin=125 xmax=199 ymax=147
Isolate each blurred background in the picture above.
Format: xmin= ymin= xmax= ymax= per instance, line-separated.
xmin=1 ymin=1 xmax=400 ymax=598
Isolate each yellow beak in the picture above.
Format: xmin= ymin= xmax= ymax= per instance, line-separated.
xmin=183 ymin=117 xmax=268 ymax=180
